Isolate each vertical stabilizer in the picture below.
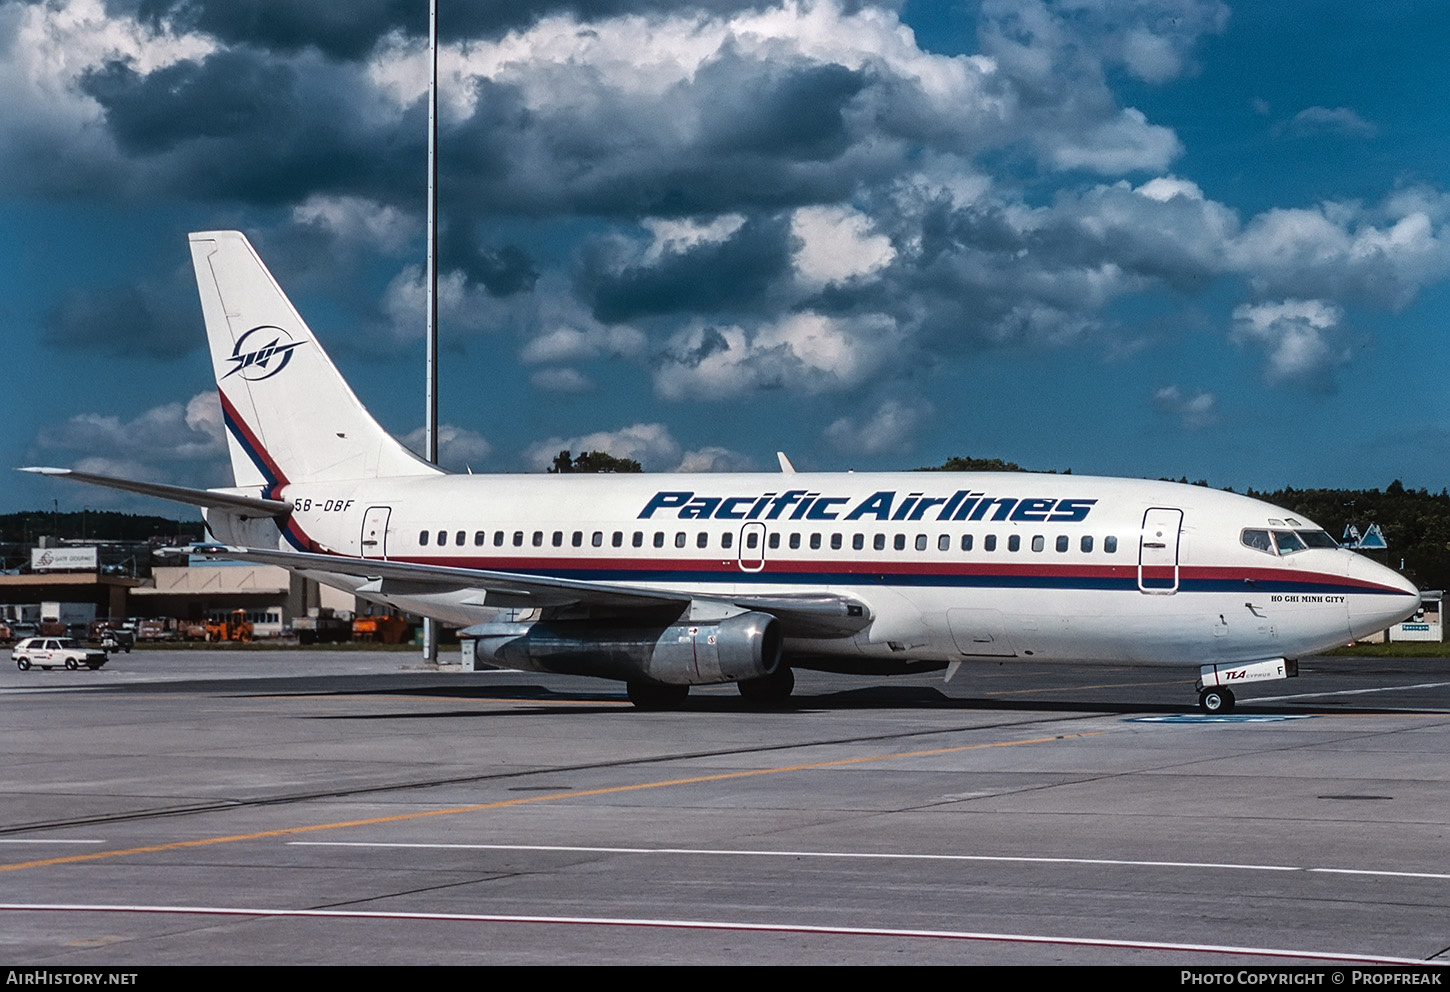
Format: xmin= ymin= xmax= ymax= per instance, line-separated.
xmin=189 ymin=231 xmax=441 ymax=489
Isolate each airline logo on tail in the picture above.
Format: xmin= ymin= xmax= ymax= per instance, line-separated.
xmin=223 ymin=325 xmax=307 ymax=382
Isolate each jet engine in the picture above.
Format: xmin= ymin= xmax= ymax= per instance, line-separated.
xmin=467 ymin=611 xmax=782 ymax=686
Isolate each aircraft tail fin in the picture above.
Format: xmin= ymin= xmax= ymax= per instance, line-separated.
xmin=188 ymin=231 xmax=440 ymax=490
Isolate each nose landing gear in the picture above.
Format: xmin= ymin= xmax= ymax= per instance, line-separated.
xmin=1197 ymin=686 xmax=1236 ymax=714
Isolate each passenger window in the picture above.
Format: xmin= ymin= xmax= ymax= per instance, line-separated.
xmin=494 ymin=531 xmax=505 ymax=547
xmin=552 ymin=531 xmax=563 ymax=547
xmin=572 ymin=531 xmax=583 ymax=547
xmin=1008 ymin=535 xmax=1021 ymax=552
xmin=633 ymin=532 xmax=643 ymax=548
xmin=697 ymin=532 xmax=709 ymax=548
xmin=654 ymin=532 xmax=665 ymax=548
xmin=456 ymin=530 xmax=465 ymax=546
xmin=474 ymin=531 xmax=485 ymax=546
xmin=513 ymin=531 xmax=524 ymax=547
xmin=1081 ymin=535 xmax=1093 ymax=553
xmin=938 ymin=535 xmax=950 ymax=551
xmin=984 ymin=535 xmax=997 ymax=551
xmin=768 ymin=533 xmax=780 ymax=549
xmin=437 ymin=530 xmax=447 ymax=546
xmin=592 ymin=531 xmax=604 ymax=547
xmin=874 ymin=534 xmax=886 ymax=551
xmin=722 ymin=532 xmax=733 ymax=549
xmin=747 ymin=532 xmax=759 ymax=549
xmin=675 ymin=532 xmax=687 ymax=548
xmin=810 ymin=534 xmax=822 ymax=550
xmin=1031 ymin=535 xmax=1044 ymax=552
xmin=419 ymin=531 xmax=429 ymax=546
xmin=1056 ymin=535 xmax=1068 ymax=552
xmin=832 ymin=534 xmax=843 ymax=550
xmin=789 ymin=533 xmax=801 ymax=550
xmin=893 ymin=534 xmax=906 ymax=551
xmin=612 ymin=531 xmax=623 ymax=547
xmin=961 ymin=534 xmax=973 ymax=551
xmin=532 ymin=531 xmax=543 ymax=547
xmin=853 ymin=534 xmax=864 ymax=551
xmin=916 ymin=535 xmax=928 ymax=551
xmin=1104 ymin=536 xmax=1117 ymax=553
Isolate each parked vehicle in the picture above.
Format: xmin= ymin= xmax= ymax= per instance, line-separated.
xmin=13 ymin=637 xmax=108 ymax=671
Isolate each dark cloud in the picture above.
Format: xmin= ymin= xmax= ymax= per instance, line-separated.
xmin=439 ymin=217 xmax=538 ymax=296
xmin=580 ymin=216 xmax=791 ymax=323
xmin=80 ymin=48 xmax=423 ymax=206
xmin=125 ymin=0 xmax=780 ymax=57
xmin=42 ymin=279 xmax=201 ymax=359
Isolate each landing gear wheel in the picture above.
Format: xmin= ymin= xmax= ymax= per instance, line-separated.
xmin=1198 ymin=687 xmax=1235 ymax=714
xmin=626 ymin=682 xmax=690 ymax=711
xmin=738 ymin=666 xmax=795 ymax=706
xmin=64 ymin=658 xmax=78 ymax=670
xmin=16 ymin=658 xmax=29 ymax=671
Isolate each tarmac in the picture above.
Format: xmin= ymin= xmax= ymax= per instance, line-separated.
xmin=2 ymin=647 xmax=1449 ymax=966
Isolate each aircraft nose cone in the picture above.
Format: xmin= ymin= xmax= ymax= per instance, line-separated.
xmin=1345 ymin=553 xmax=1420 ymax=640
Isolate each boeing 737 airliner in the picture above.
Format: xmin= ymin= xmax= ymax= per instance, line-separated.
xmin=22 ymin=231 xmax=1421 ymax=711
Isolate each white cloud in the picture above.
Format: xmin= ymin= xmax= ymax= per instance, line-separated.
xmin=523 ymin=423 xmax=752 ymax=473
xmin=791 ymin=205 xmax=896 ymax=286
xmin=1282 ymin=106 xmax=1377 ymax=139
xmin=823 ymin=398 xmax=930 ymax=456
xmin=642 ymin=214 xmax=747 ymax=264
xmin=529 ymin=367 xmax=593 ymax=393
xmin=654 ymin=311 xmax=898 ymax=400
xmin=1230 ymin=299 xmax=1348 ymax=387
xmin=293 ymin=195 xmax=418 ymax=254
xmin=1150 ymin=386 xmax=1218 ymax=429
xmin=1043 ymin=107 xmax=1182 ymax=175
xmin=520 ymin=324 xmax=647 ymax=365
xmin=28 ymin=391 xmax=230 ymax=489
xmin=399 ymin=424 xmax=492 ymax=472
xmin=673 ymin=446 xmax=758 ymax=473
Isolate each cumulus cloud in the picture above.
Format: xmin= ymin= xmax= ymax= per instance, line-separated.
xmin=791 ymin=205 xmax=896 ymax=286
xmin=523 ymin=422 xmax=681 ymax=472
xmin=653 ymin=311 xmax=899 ymax=400
xmin=1150 ymin=386 xmax=1218 ymax=429
xmin=823 ymin=399 xmax=930 ymax=456
xmin=28 ymin=391 xmax=230 ymax=488
xmin=1230 ymin=299 xmax=1348 ymax=389
xmin=399 ymin=423 xmax=492 ymax=472
xmin=522 ymin=422 xmax=752 ymax=473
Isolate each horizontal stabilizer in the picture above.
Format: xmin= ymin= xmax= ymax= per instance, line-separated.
xmin=15 ymin=467 xmax=293 ymax=517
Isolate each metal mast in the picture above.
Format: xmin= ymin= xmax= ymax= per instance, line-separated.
xmin=422 ymin=0 xmax=440 ymax=664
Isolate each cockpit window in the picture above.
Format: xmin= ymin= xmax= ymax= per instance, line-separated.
xmin=1241 ymin=529 xmax=1273 ymax=554
xmin=1296 ymin=529 xmax=1339 ymax=549
xmin=1271 ymin=530 xmax=1306 ymax=555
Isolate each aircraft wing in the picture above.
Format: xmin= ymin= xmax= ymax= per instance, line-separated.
xmin=193 ymin=545 xmax=870 ymax=636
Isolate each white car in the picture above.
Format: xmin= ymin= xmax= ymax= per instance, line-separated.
xmin=12 ymin=637 xmax=108 ymax=671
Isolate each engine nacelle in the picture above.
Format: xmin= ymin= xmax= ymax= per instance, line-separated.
xmin=466 ymin=611 xmax=782 ymax=686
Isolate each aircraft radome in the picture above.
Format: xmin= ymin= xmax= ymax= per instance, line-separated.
xmin=21 ymin=232 xmax=1421 ymax=712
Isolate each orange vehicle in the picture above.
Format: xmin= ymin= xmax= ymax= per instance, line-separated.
xmin=205 ymin=610 xmax=254 ymax=642
xmin=352 ymin=615 xmax=414 ymax=644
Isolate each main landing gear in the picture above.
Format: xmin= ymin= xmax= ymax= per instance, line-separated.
xmin=737 ymin=666 xmax=795 ymax=707
xmin=625 ymin=681 xmax=690 ymax=711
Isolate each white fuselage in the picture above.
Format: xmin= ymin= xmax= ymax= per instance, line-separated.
xmin=205 ymin=470 xmax=1420 ymax=670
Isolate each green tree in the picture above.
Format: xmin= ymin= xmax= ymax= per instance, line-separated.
xmin=548 ymin=450 xmax=643 ymax=474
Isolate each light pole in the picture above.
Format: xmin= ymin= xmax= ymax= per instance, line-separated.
xmin=422 ymin=0 xmax=440 ymax=664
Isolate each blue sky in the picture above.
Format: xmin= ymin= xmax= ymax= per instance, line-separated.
xmin=3 ymin=0 xmax=1450 ymax=518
